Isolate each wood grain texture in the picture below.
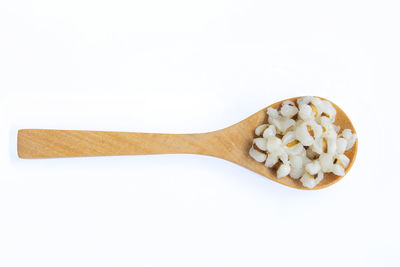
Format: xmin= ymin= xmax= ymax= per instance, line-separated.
xmin=17 ymin=96 xmax=357 ymax=190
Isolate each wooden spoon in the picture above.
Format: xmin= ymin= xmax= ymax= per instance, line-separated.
xmin=17 ymin=96 xmax=357 ymax=190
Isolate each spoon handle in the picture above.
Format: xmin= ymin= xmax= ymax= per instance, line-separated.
xmin=17 ymin=129 xmax=222 ymax=159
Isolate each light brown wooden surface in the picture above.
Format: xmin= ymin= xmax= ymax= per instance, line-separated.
xmin=17 ymin=96 xmax=357 ymax=190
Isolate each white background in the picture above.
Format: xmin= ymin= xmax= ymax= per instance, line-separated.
xmin=1 ymin=0 xmax=399 ymax=266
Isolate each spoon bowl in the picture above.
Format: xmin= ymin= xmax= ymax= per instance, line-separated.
xmin=220 ymin=96 xmax=358 ymax=190
xmin=17 ymin=96 xmax=357 ymax=190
